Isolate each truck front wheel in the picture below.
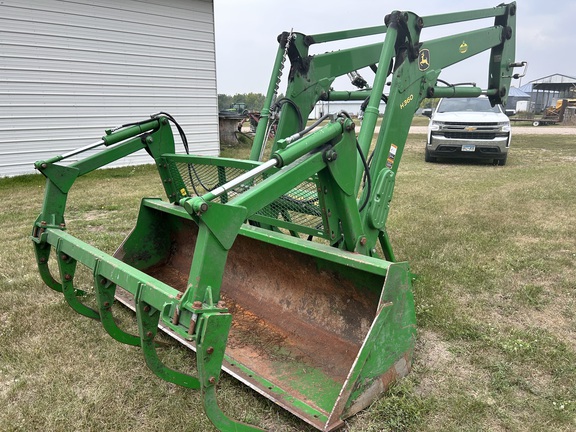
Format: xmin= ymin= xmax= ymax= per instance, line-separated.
xmin=425 ymin=148 xmax=437 ymax=163
xmin=495 ymin=155 xmax=507 ymax=166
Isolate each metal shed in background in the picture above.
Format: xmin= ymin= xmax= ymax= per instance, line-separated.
xmin=0 ymin=0 xmax=218 ymax=177
xmin=519 ymin=74 xmax=576 ymax=113
xmin=507 ymin=86 xmax=530 ymax=112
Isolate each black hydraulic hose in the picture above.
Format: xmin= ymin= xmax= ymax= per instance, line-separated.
xmin=299 ymin=111 xmax=372 ymax=241
xmin=360 ymin=94 xmax=388 ymax=113
xmin=152 ymin=112 xmax=219 ymax=195
xmin=436 ymin=79 xmax=477 ymax=88
xmin=152 ymin=111 xmax=190 ymax=153
xmin=283 ymin=112 xmax=334 ymax=145
xmin=273 ymin=98 xmax=304 ymax=131
xmin=300 ymin=113 xmax=332 ymax=135
xmin=357 ymin=138 xmax=371 ymax=212
xmin=363 ymin=151 xmax=375 ymax=187
xmin=335 ymin=111 xmax=372 ymax=212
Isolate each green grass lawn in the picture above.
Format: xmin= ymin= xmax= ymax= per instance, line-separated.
xmin=0 ymin=131 xmax=574 ymax=431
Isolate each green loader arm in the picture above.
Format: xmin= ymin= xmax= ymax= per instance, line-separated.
xmin=250 ymin=2 xmax=519 ymax=259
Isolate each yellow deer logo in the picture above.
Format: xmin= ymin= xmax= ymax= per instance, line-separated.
xmin=419 ymin=49 xmax=430 ymax=71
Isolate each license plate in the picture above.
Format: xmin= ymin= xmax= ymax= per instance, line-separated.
xmin=462 ymin=144 xmax=476 ymax=152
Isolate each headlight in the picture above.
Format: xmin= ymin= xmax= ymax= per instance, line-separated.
xmin=498 ymin=122 xmax=511 ymax=132
xmin=430 ymin=121 xmax=443 ymax=131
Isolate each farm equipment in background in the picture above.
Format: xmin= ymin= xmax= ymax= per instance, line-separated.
xmin=238 ymin=111 xmax=276 ymax=135
xmin=538 ymin=98 xmax=575 ymax=125
xmin=32 ymin=3 xmax=521 ymax=431
xmin=511 ymin=98 xmax=576 ymax=126
xmin=219 ymin=104 xmax=275 ymax=146
xmin=219 ymin=102 xmax=249 ymax=117
xmin=218 ymin=103 xmax=247 ymax=146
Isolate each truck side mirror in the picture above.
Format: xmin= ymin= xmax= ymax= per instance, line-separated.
xmin=505 ymin=109 xmax=516 ymax=117
xmin=422 ymin=108 xmax=432 ymax=118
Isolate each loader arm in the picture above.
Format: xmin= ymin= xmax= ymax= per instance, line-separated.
xmin=31 ymin=3 xmax=521 ymax=432
xmin=250 ymin=3 xmax=518 ymax=259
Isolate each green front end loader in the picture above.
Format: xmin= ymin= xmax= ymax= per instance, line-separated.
xmin=31 ymin=3 xmax=522 ymax=431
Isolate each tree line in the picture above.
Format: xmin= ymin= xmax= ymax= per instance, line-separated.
xmin=218 ymin=93 xmax=266 ymax=112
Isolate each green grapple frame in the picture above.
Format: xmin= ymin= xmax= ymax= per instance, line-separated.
xmin=32 ymin=4 xmax=520 ymax=431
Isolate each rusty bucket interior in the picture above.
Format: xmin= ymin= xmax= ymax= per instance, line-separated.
xmin=113 ymin=198 xmax=415 ymax=431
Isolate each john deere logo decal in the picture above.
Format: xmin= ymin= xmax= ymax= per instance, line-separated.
xmin=459 ymin=41 xmax=468 ymax=54
xmin=418 ymin=49 xmax=430 ymax=71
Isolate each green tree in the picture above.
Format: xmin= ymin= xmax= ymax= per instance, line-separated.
xmin=244 ymin=93 xmax=266 ymax=111
xmin=218 ymin=94 xmax=233 ymax=111
xmin=419 ymin=97 xmax=439 ymax=109
xmin=218 ymin=93 xmax=266 ymax=112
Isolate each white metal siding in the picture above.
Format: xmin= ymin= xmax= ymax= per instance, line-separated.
xmin=0 ymin=0 xmax=218 ymax=177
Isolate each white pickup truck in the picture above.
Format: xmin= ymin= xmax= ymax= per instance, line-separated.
xmin=422 ymin=96 xmax=514 ymax=166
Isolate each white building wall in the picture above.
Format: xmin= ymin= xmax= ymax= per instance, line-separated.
xmin=0 ymin=0 xmax=218 ymax=177
xmin=312 ymin=100 xmax=387 ymax=119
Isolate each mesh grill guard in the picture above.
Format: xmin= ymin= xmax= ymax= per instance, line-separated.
xmin=172 ymin=160 xmax=327 ymax=239
xmin=174 ymin=161 xmax=252 ymax=200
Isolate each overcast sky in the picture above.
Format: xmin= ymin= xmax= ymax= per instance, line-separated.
xmin=213 ymin=0 xmax=575 ymax=95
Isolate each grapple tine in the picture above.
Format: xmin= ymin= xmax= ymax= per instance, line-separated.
xmin=55 ymin=239 xmax=99 ymax=320
xmin=203 ymin=387 xmax=265 ymax=432
xmin=197 ymin=313 xmax=266 ymax=432
xmin=135 ymin=288 xmax=201 ymax=390
xmin=33 ymin=243 xmax=63 ymax=293
xmin=93 ymin=267 xmax=140 ymax=347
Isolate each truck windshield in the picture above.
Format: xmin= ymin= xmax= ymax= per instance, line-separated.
xmin=437 ymin=98 xmax=501 ymax=113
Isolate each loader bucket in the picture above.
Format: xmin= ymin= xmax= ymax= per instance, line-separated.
xmin=111 ymin=155 xmax=416 ymax=431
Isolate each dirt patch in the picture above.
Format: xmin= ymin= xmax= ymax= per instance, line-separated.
xmin=416 ymin=330 xmax=454 ymax=370
xmin=413 ymin=330 xmax=457 ymax=397
xmin=491 ymin=303 xmax=576 ymax=353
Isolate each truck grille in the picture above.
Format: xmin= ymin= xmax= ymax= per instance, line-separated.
xmin=443 ymin=121 xmax=499 ymax=126
xmin=444 ymin=132 xmax=497 ymax=140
